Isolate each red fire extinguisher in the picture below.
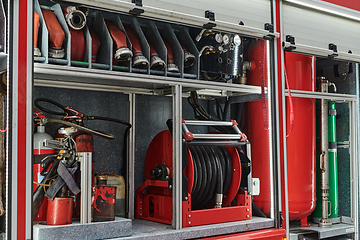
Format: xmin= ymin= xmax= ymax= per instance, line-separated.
xmin=33 ymin=110 xmax=56 ymax=221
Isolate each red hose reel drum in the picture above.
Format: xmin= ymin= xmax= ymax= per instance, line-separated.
xmin=144 ymin=130 xmax=241 ymax=207
xmin=41 ymin=9 xmax=65 ymax=59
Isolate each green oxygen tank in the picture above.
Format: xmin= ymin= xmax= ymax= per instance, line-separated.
xmin=314 ymin=101 xmax=339 ymax=222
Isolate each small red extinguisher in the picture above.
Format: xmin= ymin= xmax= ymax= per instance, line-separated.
xmin=33 ymin=110 xmax=55 ymax=221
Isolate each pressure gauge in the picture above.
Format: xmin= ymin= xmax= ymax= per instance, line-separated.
xmin=233 ymin=35 xmax=241 ymax=46
xmin=215 ymin=33 xmax=223 ymax=43
xmin=223 ymin=34 xmax=230 ymax=45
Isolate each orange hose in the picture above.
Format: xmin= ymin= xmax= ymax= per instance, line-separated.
xmin=69 ymin=28 xmax=85 ymax=61
xmin=105 ymin=21 xmax=127 ymax=49
xmin=164 ymin=40 xmax=175 ymax=65
xmin=34 ymin=11 xmax=40 ymax=48
xmin=123 ymin=26 xmax=142 ymax=57
xmin=42 ymin=9 xmax=65 ymax=48
xmin=89 ymin=28 xmax=100 ymax=63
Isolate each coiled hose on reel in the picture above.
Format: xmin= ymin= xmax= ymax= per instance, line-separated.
xmin=189 ymin=146 xmax=232 ymax=209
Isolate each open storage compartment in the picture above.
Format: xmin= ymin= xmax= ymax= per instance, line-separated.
xmin=282 ymin=53 xmax=358 ymax=239
xmin=31 ymin=0 xmax=283 ymax=238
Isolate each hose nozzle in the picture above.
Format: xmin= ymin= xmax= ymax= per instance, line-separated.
xmin=63 ymin=6 xmax=87 ymax=30
xmin=214 ymin=193 xmax=223 ymax=208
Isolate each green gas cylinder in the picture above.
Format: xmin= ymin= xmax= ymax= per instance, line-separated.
xmin=314 ymin=101 xmax=339 ymax=221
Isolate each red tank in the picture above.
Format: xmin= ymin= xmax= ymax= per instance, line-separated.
xmin=285 ymin=52 xmax=316 ymax=222
xmin=242 ymin=40 xmax=271 ymax=216
xmin=243 ymin=41 xmax=316 ymax=223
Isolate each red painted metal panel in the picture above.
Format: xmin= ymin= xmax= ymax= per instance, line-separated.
xmin=321 ymin=0 xmax=360 ymax=12
xmin=197 ymin=228 xmax=286 ymax=240
xmin=17 ymin=0 xmax=29 ymax=238
xmin=275 ymin=0 xmax=287 ymax=232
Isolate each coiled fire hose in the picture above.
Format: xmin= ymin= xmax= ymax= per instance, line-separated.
xmin=89 ymin=28 xmax=100 ymax=63
xmin=105 ymin=20 xmax=132 ymax=61
xmin=69 ymin=27 xmax=85 ymax=61
xmin=34 ymin=11 xmax=41 ymax=57
xmin=163 ymin=40 xmax=179 ymax=72
xmin=189 ymin=146 xmax=232 ymax=209
xmin=124 ymin=26 xmax=149 ymax=69
xmin=149 ymin=42 xmax=165 ymax=71
xmin=180 ymin=43 xmax=195 ymax=68
xmin=41 ymin=9 xmax=65 ymax=59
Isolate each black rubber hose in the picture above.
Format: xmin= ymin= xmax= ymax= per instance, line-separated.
xmin=191 ymin=146 xmax=207 ymax=208
xmin=34 ymin=98 xmax=72 ymax=116
xmin=192 ymin=146 xmax=208 ymax=207
xmin=204 ymin=146 xmax=222 ymax=205
xmin=199 ymin=146 xmax=218 ymax=208
xmin=189 ymin=148 xmax=198 ymax=200
xmin=194 ymin=146 xmax=217 ymax=209
xmin=219 ymin=146 xmax=233 ymax=195
xmin=195 ymin=146 xmax=213 ymax=209
xmin=212 ymin=146 xmax=229 ymax=196
xmin=189 ymin=147 xmax=202 ymax=205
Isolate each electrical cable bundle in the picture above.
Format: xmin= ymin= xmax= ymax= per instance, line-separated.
xmin=189 ymin=145 xmax=232 ymax=209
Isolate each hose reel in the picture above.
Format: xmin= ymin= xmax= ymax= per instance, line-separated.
xmin=136 ymin=119 xmax=252 ymax=227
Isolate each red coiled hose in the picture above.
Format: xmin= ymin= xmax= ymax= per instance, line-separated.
xmin=42 ymin=9 xmax=65 ymax=58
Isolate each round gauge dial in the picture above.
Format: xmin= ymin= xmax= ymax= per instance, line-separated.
xmin=233 ymin=35 xmax=241 ymax=46
xmin=215 ymin=33 xmax=223 ymax=43
xmin=223 ymin=34 xmax=230 ymax=45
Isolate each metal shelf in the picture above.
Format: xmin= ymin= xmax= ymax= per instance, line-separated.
xmin=34 ymin=63 xmax=264 ymax=96
xmin=289 ymin=222 xmax=355 ymax=239
xmin=40 ymin=0 xmax=278 ymax=39
xmin=113 ymin=217 xmax=275 ymax=240
xmin=285 ymin=89 xmax=356 ymax=101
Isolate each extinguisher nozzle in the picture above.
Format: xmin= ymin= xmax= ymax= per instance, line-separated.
xmin=34 ymin=46 xmax=42 ymax=57
xmin=115 ymin=47 xmax=133 ymax=61
xmin=167 ymin=63 xmax=179 ymax=73
xmin=184 ymin=51 xmax=196 ymax=68
xmin=49 ymin=47 xmax=65 ymax=59
xmin=150 ymin=56 xmax=166 ymax=71
xmin=133 ymin=55 xmax=149 ymax=69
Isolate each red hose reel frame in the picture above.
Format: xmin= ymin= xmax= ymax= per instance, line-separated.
xmin=136 ymin=121 xmax=251 ymax=227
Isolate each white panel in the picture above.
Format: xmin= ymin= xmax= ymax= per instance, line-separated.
xmin=283 ymin=2 xmax=360 ymax=58
xmin=142 ymin=0 xmax=271 ymax=30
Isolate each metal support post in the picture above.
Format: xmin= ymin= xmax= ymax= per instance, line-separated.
xmin=127 ymin=93 xmax=135 ymax=219
xmin=79 ymin=152 xmax=92 ymax=224
xmin=7 ymin=0 xmax=34 ymax=238
xmin=319 ymin=78 xmax=331 ymax=228
xmin=172 ymin=85 xmax=182 ymax=230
